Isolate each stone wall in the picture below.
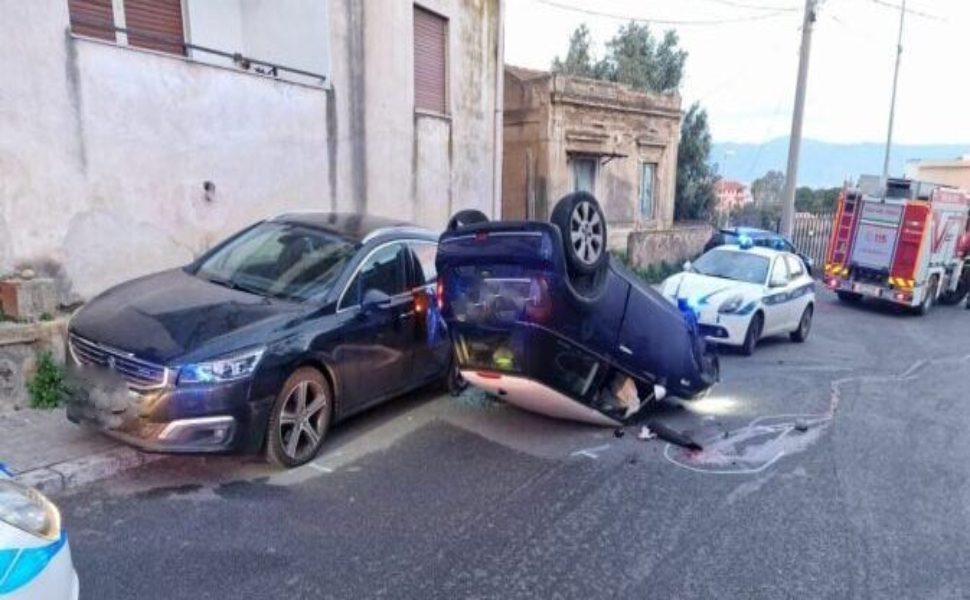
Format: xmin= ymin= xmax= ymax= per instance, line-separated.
xmin=0 ymin=320 xmax=68 ymax=413
xmin=626 ymin=223 xmax=714 ymax=269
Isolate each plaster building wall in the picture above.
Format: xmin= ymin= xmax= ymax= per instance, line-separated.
xmin=0 ymin=0 xmax=500 ymax=302
xmin=502 ymin=66 xmax=681 ymax=247
xmin=905 ymin=158 xmax=970 ymax=190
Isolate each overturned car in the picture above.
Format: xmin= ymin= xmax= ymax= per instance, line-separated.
xmin=435 ymin=192 xmax=720 ymax=426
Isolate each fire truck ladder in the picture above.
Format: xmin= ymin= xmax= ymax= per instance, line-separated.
xmin=827 ymin=191 xmax=859 ymax=277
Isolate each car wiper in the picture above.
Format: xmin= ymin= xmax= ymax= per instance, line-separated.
xmin=203 ymin=276 xmax=268 ymax=299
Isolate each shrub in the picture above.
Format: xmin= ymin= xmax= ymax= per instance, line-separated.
xmin=27 ymin=351 xmax=66 ymax=409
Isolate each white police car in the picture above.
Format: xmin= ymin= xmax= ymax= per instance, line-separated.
xmin=0 ymin=464 xmax=79 ymax=599
xmin=661 ymin=240 xmax=815 ymax=355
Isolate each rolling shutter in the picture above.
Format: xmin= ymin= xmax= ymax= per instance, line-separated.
xmin=68 ymin=0 xmax=116 ymax=41
xmin=413 ymin=6 xmax=448 ymax=114
xmin=123 ymin=0 xmax=185 ymax=55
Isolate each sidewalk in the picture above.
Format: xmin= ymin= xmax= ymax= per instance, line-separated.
xmin=0 ymin=408 xmax=160 ymax=495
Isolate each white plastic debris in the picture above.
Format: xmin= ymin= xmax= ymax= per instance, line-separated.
xmin=637 ymin=425 xmax=656 ymax=441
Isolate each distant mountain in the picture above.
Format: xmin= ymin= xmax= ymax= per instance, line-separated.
xmin=712 ymin=138 xmax=970 ymax=188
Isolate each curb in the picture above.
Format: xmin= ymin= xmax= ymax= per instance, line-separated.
xmin=13 ymin=447 xmax=164 ymax=496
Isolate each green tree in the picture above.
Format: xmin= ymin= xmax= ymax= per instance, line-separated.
xmin=551 ymin=22 xmax=686 ymax=94
xmin=675 ymin=103 xmax=718 ymax=221
xmin=751 ymin=170 xmax=786 ymax=207
xmin=603 ymin=24 xmax=686 ymax=93
xmin=551 ymin=24 xmax=601 ymax=79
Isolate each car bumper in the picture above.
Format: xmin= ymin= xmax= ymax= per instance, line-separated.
xmin=65 ymin=365 xmax=273 ymax=454
xmin=697 ymin=312 xmax=751 ymax=346
xmin=462 ymin=371 xmax=622 ymax=427
xmin=4 ymin=537 xmax=77 ymax=600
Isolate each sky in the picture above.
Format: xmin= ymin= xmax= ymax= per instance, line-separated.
xmin=504 ymin=0 xmax=970 ymax=145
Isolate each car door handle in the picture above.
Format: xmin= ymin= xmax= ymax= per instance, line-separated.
xmin=399 ymin=310 xmax=415 ymax=320
xmin=619 ymin=345 xmax=633 ymax=356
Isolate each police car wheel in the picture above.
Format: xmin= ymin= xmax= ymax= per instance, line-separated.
xmin=741 ymin=312 xmax=763 ymax=356
xmin=790 ymin=304 xmax=813 ymax=343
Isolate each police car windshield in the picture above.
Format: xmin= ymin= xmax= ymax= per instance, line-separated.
xmin=693 ymin=248 xmax=770 ymax=285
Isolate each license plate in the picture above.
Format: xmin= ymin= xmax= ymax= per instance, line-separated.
xmin=854 ymin=283 xmax=881 ymax=297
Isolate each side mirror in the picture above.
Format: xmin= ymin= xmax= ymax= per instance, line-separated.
xmin=361 ymin=288 xmax=391 ymax=312
xmin=682 ymin=260 xmax=693 ymax=272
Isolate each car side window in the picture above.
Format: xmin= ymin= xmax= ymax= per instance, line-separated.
xmin=769 ymin=257 xmax=790 ymax=286
xmin=408 ymin=241 xmax=438 ymax=286
xmin=785 ymin=254 xmax=805 ymax=278
xmin=339 ymin=243 xmax=406 ymax=310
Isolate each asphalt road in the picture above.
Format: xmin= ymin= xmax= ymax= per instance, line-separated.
xmin=58 ymin=290 xmax=970 ymax=599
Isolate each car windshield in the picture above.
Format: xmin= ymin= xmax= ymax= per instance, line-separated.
xmin=191 ymin=222 xmax=355 ymax=301
xmin=693 ymin=248 xmax=770 ymax=285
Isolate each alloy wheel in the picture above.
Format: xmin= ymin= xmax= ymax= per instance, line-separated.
xmin=569 ymin=200 xmax=605 ymax=266
xmin=278 ymin=380 xmax=328 ymax=461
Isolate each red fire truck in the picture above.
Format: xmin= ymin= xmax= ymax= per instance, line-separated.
xmin=824 ymin=176 xmax=970 ymax=314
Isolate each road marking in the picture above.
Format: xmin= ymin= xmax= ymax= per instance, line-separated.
xmin=570 ymin=444 xmax=611 ymax=459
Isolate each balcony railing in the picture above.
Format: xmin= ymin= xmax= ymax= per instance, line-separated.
xmin=70 ymin=15 xmax=328 ymax=85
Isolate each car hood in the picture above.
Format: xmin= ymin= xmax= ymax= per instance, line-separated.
xmin=70 ymin=269 xmax=305 ymax=365
xmin=664 ymin=273 xmax=763 ymax=306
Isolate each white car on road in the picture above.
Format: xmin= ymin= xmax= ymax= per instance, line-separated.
xmin=661 ymin=242 xmax=815 ymax=355
xmin=0 ymin=465 xmax=79 ymax=599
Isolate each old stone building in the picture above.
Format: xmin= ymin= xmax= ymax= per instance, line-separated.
xmin=501 ymin=66 xmax=682 ymax=248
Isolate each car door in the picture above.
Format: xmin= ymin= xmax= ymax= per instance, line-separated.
xmin=762 ymin=256 xmax=792 ymax=335
xmin=784 ymin=254 xmax=812 ymax=325
xmin=334 ymin=242 xmax=413 ymax=412
xmin=406 ymin=240 xmax=451 ymax=382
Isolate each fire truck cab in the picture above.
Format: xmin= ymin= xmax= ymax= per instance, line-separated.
xmin=824 ymin=176 xmax=970 ymax=314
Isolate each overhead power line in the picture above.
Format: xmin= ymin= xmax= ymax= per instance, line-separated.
xmin=697 ymin=0 xmax=800 ymax=12
xmin=865 ymin=0 xmax=946 ymax=22
xmin=533 ymin=0 xmax=796 ymax=26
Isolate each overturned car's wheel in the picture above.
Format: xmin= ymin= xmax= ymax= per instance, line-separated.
xmin=447 ymin=209 xmax=489 ymax=232
xmin=551 ymin=192 xmax=608 ymax=276
xmin=266 ymin=368 xmax=332 ymax=468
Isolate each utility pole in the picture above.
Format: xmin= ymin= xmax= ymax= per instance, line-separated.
xmin=780 ymin=0 xmax=817 ymax=237
xmin=882 ymin=0 xmax=906 ymax=181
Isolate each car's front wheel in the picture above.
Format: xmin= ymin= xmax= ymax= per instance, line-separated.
xmin=790 ymin=304 xmax=813 ymax=343
xmin=266 ymin=368 xmax=332 ymax=468
xmin=741 ymin=312 xmax=763 ymax=356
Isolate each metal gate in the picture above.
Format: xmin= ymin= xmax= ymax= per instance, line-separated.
xmin=791 ymin=212 xmax=834 ymax=277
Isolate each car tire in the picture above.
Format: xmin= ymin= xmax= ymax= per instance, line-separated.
xmin=741 ymin=312 xmax=763 ymax=356
xmin=915 ymin=277 xmax=938 ymax=316
xmin=938 ymin=273 xmax=969 ymax=306
xmin=790 ymin=304 xmax=813 ymax=343
xmin=446 ymin=209 xmax=489 ymax=232
xmin=551 ymin=192 xmax=609 ymax=276
xmin=836 ymin=291 xmax=862 ymax=304
xmin=446 ymin=357 xmax=468 ymax=397
xmin=266 ymin=367 xmax=332 ymax=468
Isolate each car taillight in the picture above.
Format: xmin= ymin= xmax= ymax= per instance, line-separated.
xmin=436 ymin=277 xmax=445 ymax=311
xmin=525 ymin=276 xmax=551 ymax=322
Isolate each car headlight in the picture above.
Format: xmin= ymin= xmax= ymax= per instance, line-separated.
xmin=718 ymin=295 xmax=746 ymax=314
xmin=0 ymin=481 xmax=60 ymax=540
xmin=178 ymin=347 xmax=265 ymax=385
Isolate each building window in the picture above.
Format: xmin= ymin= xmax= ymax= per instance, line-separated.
xmin=68 ymin=0 xmax=116 ymax=41
xmin=123 ymin=0 xmax=185 ymax=55
xmin=639 ymin=162 xmax=656 ymax=220
xmin=68 ymin=0 xmax=185 ymax=55
xmin=571 ymin=157 xmax=597 ymax=194
xmin=413 ymin=5 xmax=448 ymax=114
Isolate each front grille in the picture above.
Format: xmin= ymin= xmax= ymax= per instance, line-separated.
xmin=69 ymin=334 xmax=170 ymax=390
